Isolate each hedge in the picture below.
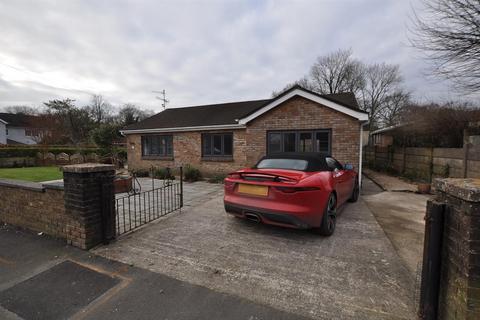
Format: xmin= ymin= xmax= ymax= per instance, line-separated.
xmin=0 ymin=146 xmax=101 ymax=158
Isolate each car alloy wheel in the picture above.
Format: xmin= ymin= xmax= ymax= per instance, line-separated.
xmin=316 ymin=193 xmax=337 ymax=236
xmin=326 ymin=194 xmax=337 ymax=232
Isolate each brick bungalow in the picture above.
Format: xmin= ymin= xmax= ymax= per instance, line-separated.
xmin=121 ymin=86 xmax=369 ymax=181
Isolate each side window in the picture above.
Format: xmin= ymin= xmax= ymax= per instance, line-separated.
xmin=326 ymin=157 xmax=343 ymax=171
xmin=202 ymin=132 xmax=233 ymax=157
xmin=141 ymin=135 xmax=173 ymax=157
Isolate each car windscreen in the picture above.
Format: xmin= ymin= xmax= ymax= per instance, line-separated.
xmin=256 ymin=158 xmax=308 ymax=171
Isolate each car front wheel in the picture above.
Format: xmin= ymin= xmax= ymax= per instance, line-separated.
xmin=348 ymin=178 xmax=359 ymax=202
xmin=314 ymin=193 xmax=336 ymax=236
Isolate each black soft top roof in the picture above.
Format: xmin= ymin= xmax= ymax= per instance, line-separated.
xmin=254 ymin=153 xmax=331 ymax=172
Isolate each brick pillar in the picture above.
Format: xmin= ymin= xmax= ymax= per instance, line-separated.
xmin=63 ymin=164 xmax=115 ymax=249
xmin=434 ymin=178 xmax=480 ymax=319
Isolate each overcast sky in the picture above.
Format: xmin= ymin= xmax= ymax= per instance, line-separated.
xmin=0 ymin=0 xmax=469 ymax=112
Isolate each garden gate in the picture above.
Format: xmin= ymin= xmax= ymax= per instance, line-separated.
xmin=115 ymin=167 xmax=183 ymax=235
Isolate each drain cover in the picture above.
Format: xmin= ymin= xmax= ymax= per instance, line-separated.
xmin=0 ymin=260 xmax=119 ymax=320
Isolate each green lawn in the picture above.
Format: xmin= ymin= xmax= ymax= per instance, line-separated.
xmin=0 ymin=166 xmax=63 ymax=182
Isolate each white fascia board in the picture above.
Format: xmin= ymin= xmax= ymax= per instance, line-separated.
xmin=120 ymin=123 xmax=246 ymax=135
xmin=238 ymin=89 xmax=369 ymax=124
xmin=0 ymin=119 xmax=7 ymax=125
xmin=370 ymin=123 xmax=405 ymax=135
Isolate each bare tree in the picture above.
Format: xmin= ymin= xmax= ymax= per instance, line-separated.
xmin=309 ymin=48 xmax=365 ymax=95
xmin=117 ymin=103 xmax=153 ymax=126
xmin=272 ymin=49 xmax=365 ymax=97
xmin=411 ymin=0 xmax=480 ymax=92
xmin=271 ymin=77 xmax=315 ymax=97
xmin=359 ymin=63 xmax=407 ymax=129
xmin=86 ymin=94 xmax=113 ymax=124
xmin=273 ymin=49 xmax=409 ymax=128
xmin=377 ymin=89 xmax=411 ymax=127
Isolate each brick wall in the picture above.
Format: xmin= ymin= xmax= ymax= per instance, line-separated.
xmin=0 ymin=164 xmax=115 ymax=250
xmin=0 ymin=180 xmax=69 ymax=238
xmin=245 ymin=96 xmax=361 ymax=167
xmin=433 ymin=178 xmax=480 ymax=319
xmin=127 ymin=129 xmax=248 ymax=175
xmin=126 ymin=96 xmax=362 ymax=174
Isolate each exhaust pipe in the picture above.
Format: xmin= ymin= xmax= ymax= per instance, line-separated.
xmin=244 ymin=212 xmax=261 ymax=223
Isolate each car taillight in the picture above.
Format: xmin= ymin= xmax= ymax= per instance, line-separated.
xmin=227 ymin=173 xmax=241 ymax=179
xmin=225 ymin=180 xmax=236 ymax=187
xmin=274 ymin=186 xmax=320 ymax=193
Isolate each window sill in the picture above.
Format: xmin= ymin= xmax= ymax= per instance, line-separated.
xmin=201 ymin=157 xmax=234 ymax=162
xmin=142 ymin=156 xmax=174 ymax=161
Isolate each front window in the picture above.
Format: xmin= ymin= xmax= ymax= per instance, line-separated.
xmin=25 ymin=128 xmax=42 ymax=137
xmin=267 ymin=130 xmax=331 ymax=154
xmin=142 ymin=135 xmax=173 ymax=157
xmin=202 ymin=132 xmax=233 ymax=157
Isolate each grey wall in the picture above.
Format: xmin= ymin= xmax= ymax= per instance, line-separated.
xmin=0 ymin=122 xmax=6 ymax=144
xmin=6 ymin=126 xmax=37 ymax=144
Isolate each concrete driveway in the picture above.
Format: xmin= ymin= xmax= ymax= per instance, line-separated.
xmin=361 ymin=173 xmax=431 ymax=276
xmin=94 ymin=178 xmax=415 ymax=320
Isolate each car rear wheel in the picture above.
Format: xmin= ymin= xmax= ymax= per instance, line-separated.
xmin=315 ymin=193 xmax=336 ymax=236
xmin=348 ymin=178 xmax=359 ymax=202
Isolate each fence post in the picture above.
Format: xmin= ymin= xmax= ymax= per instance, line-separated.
xmin=429 ymin=147 xmax=434 ymax=183
xmin=418 ymin=200 xmax=445 ymax=320
xmin=179 ymin=166 xmax=183 ymax=208
xmin=463 ymin=143 xmax=469 ymax=178
xmin=402 ymin=147 xmax=406 ymax=175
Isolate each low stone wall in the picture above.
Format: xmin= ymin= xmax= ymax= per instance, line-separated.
xmin=0 ymin=180 xmax=68 ymax=238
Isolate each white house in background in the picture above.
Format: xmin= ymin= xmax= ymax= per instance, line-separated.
xmin=0 ymin=113 xmax=44 ymax=145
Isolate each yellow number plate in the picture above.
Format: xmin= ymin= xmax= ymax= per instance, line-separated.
xmin=238 ymin=184 xmax=269 ymax=196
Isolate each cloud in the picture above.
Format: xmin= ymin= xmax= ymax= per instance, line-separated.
xmin=0 ymin=0 xmax=471 ymax=112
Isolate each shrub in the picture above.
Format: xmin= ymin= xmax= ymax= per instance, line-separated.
xmin=132 ymin=168 xmax=150 ymax=177
xmin=117 ymin=149 xmax=127 ymax=161
xmin=207 ymin=174 xmax=226 ymax=184
xmin=184 ymin=165 xmax=201 ymax=182
xmin=0 ymin=146 xmax=101 ymax=158
xmin=153 ymin=167 xmax=175 ymax=180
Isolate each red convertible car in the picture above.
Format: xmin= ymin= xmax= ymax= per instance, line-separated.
xmin=224 ymin=153 xmax=359 ymax=236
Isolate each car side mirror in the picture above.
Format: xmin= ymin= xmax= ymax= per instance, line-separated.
xmin=344 ymin=163 xmax=354 ymax=170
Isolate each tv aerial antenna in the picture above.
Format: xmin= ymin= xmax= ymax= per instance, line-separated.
xmin=153 ymin=90 xmax=169 ymax=110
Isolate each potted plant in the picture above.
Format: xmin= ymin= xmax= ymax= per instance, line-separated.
xmin=417 ymin=180 xmax=431 ymax=194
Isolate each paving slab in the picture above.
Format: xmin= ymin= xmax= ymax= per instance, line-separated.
xmin=363 ymin=169 xmax=417 ymax=192
xmin=362 ymin=180 xmax=431 ymax=277
xmin=94 ymin=180 xmax=416 ymax=319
